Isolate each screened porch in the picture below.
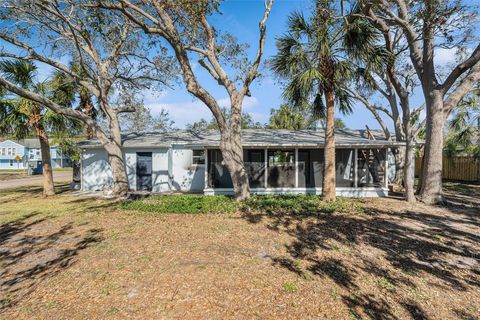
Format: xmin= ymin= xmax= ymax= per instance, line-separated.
xmin=205 ymin=147 xmax=388 ymax=195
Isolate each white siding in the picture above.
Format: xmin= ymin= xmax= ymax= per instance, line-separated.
xmin=152 ymin=150 xmax=170 ymax=192
xmin=125 ymin=152 xmax=136 ymax=190
xmin=81 ymin=149 xmax=113 ymax=191
xmin=171 ymin=148 xmax=205 ymax=192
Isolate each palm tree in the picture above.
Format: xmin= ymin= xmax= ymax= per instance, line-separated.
xmin=271 ymin=0 xmax=385 ymax=200
xmin=0 ymin=60 xmax=81 ymax=196
xmin=444 ymin=92 xmax=480 ymax=159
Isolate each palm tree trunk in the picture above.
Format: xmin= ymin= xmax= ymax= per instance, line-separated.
xmin=322 ymin=88 xmax=336 ymax=201
xmin=34 ymin=124 xmax=55 ymax=196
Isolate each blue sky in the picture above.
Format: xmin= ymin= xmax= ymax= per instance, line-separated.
xmin=144 ymin=0 xmax=479 ymax=130
xmin=2 ymin=0 xmax=477 ymax=130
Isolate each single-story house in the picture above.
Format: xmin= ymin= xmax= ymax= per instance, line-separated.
xmin=0 ymin=138 xmax=70 ymax=170
xmin=78 ymin=129 xmax=404 ymax=197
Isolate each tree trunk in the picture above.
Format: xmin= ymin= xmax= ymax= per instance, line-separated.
xmin=34 ymin=124 xmax=55 ymax=197
xmin=419 ymin=93 xmax=445 ymax=204
xmin=393 ymin=147 xmax=405 ymax=185
xmin=404 ymin=139 xmax=416 ymax=203
xmin=322 ymin=88 xmax=336 ymax=201
xmin=104 ymin=112 xmax=129 ymax=197
xmin=107 ymin=147 xmax=129 ymax=196
xmin=219 ymin=118 xmax=250 ymax=201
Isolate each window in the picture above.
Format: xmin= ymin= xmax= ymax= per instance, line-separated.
xmin=9 ymin=160 xmax=13 ymax=167
xmin=0 ymin=148 xmax=5 ymax=155
xmin=192 ymin=150 xmax=205 ymax=165
xmin=12 ymin=147 xmax=15 ymax=155
xmin=7 ymin=148 xmax=12 ymax=156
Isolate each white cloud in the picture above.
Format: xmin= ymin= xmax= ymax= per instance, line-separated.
xmin=217 ymin=96 xmax=258 ymax=110
xmin=435 ymin=47 xmax=474 ymax=67
xmin=146 ymin=95 xmax=260 ymax=128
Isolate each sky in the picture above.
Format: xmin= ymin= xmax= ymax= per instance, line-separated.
xmin=2 ymin=0 xmax=478 ymax=131
xmin=141 ymin=0 xmax=479 ymax=131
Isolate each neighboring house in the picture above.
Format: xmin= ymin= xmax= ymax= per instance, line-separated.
xmin=0 ymin=138 xmax=70 ymax=170
xmin=79 ymin=129 xmax=403 ymax=197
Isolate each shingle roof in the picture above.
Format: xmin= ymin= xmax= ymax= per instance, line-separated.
xmin=78 ymin=129 xmax=406 ymax=149
xmin=0 ymin=139 xmax=59 ymax=148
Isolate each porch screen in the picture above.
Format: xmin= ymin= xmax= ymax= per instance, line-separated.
xmin=267 ymin=150 xmax=295 ymax=188
xmin=298 ymin=149 xmax=324 ymax=188
xmin=207 ymin=149 xmax=233 ymax=188
xmin=244 ymin=149 xmax=266 ymax=188
xmin=336 ymin=149 xmax=355 ymax=187
xmin=357 ymin=149 xmax=386 ymax=187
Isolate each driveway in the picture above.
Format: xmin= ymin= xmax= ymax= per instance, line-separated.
xmin=0 ymin=171 xmax=72 ymax=190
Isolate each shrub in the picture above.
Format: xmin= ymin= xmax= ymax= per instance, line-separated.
xmin=121 ymin=195 xmax=238 ymax=214
xmin=121 ymin=194 xmax=363 ymax=215
xmin=242 ymin=194 xmax=363 ymax=215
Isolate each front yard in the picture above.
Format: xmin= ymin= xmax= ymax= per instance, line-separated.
xmin=0 ymin=184 xmax=479 ymax=319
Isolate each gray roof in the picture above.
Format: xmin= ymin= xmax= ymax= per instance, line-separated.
xmin=0 ymin=139 xmax=59 ymax=148
xmin=78 ymin=129 xmax=406 ymax=149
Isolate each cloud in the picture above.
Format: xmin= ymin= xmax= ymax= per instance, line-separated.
xmin=146 ymin=95 xmax=260 ymax=128
xmin=217 ymin=96 xmax=258 ymax=110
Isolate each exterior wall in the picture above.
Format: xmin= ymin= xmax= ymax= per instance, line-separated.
xmin=204 ymin=187 xmax=388 ymax=197
xmin=81 ymin=149 xmax=113 ymax=191
xmin=123 ymin=148 xmax=170 ymax=192
xmin=0 ymin=140 xmax=26 ymax=169
xmin=80 ymin=146 xmax=390 ymax=197
xmin=171 ymin=147 xmax=205 ymax=192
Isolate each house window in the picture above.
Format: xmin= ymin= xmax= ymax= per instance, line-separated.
xmin=9 ymin=159 xmax=13 ymax=167
xmin=7 ymin=148 xmax=12 ymax=156
xmin=12 ymin=147 xmax=15 ymax=155
xmin=0 ymin=148 xmax=5 ymax=155
xmin=192 ymin=150 xmax=205 ymax=165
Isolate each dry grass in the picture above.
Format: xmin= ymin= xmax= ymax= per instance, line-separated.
xmin=0 ymin=184 xmax=479 ymax=319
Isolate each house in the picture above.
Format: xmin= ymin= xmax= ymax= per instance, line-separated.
xmin=0 ymin=138 xmax=70 ymax=170
xmin=78 ymin=129 xmax=404 ymax=197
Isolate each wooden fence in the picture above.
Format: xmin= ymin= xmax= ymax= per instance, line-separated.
xmin=415 ymin=156 xmax=480 ymax=182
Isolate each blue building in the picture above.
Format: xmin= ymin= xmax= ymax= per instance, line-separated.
xmin=0 ymin=139 xmax=69 ymax=170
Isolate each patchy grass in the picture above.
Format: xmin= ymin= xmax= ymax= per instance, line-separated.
xmin=1 ymin=184 xmax=479 ymax=319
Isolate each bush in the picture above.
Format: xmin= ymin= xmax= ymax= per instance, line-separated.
xmin=121 ymin=194 xmax=364 ymax=215
xmin=242 ymin=194 xmax=363 ymax=215
xmin=121 ymin=195 xmax=238 ymax=214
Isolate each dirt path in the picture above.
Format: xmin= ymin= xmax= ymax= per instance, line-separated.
xmin=0 ymin=171 xmax=72 ymax=189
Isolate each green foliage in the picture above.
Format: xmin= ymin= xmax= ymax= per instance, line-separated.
xmin=271 ymin=0 xmax=387 ymax=121
xmin=444 ymin=91 xmax=479 ymax=158
xmin=242 ymin=194 xmax=363 ymax=215
xmin=121 ymin=195 xmax=238 ymax=214
xmin=282 ymin=282 xmax=298 ymax=293
xmin=121 ymin=194 xmax=364 ymax=215
xmin=186 ymin=107 xmax=263 ymax=131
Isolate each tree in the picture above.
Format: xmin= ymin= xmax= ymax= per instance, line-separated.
xmin=348 ymin=9 xmax=426 ymax=202
xmin=444 ymin=90 xmax=480 ymax=159
xmin=187 ymin=108 xmax=263 ymax=131
xmin=0 ymin=1 xmax=175 ymax=197
xmin=271 ymin=0 xmax=384 ymax=200
xmin=0 ymin=60 xmax=80 ymax=196
xmin=121 ymin=102 xmax=175 ymax=133
xmin=358 ymin=0 xmax=480 ymax=204
xmin=268 ymin=104 xmax=313 ymax=130
xmin=95 ymin=0 xmax=274 ymax=201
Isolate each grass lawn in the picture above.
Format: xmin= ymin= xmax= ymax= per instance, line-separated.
xmin=0 ymin=184 xmax=479 ymax=319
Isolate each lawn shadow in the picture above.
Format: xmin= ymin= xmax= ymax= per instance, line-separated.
xmin=241 ymin=197 xmax=480 ymax=319
xmin=0 ymin=212 xmax=103 ymax=310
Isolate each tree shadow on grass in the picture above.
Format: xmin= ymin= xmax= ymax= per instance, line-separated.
xmin=241 ymin=199 xmax=480 ymax=319
xmin=0 ymin=212 xmax=103 ymax=310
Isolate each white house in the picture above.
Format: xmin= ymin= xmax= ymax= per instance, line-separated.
xmin=79 ymin=129 xmax=403 ymax=197
xmin=0 ymin=139 xmax=69 ymax=170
